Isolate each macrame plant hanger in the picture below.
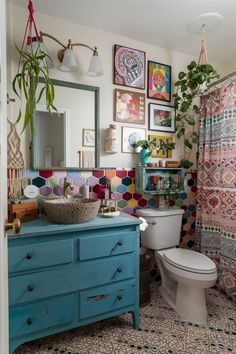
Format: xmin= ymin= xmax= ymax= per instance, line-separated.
xmin=198 ymin=24 xmax=208 ymax=65
xmin=7 ymin=0 xmax=40 ymax=199
xmin=7 ymin=120 xmax=25 ymax=200
xmin=17 ymin=0 xmax=43 ymax=71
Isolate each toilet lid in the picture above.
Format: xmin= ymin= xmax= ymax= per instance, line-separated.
xmin=162 ymin=248 xmax=217 ymax=274
xmin=136 ymin=206 xmax=184 ymax=217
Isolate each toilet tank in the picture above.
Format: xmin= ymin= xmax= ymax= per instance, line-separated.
xmin=136 ymin=207 xmax=184 ymax=250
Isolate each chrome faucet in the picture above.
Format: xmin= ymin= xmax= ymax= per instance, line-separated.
xmin=63 ymin=177 xmax=74 ymax=198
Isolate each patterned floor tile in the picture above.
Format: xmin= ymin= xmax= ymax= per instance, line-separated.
xmin=15 ymin=284 xmax=236 ymax=354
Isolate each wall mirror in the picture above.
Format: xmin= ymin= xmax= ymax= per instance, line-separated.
xmin=31 ymin=78 xmax=100 ymax=170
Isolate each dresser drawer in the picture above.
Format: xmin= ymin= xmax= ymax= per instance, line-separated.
xmin=80 ymin=281 xmax=135 ymax=319
xmin=78 ymin=230 xmax=136 ymax=260
xmin=9 ymin=294 xmax=73 ymax=338
xmin=8 ymin=239 xmax=73 ymax=274
xmin=9 ymin=255 xmax=136 ymax=306
xmin=79 ymin=254 xmax=136 ymax=290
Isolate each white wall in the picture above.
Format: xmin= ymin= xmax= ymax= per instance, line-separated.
xmin=7 ymin=3 xmax=229 ymax=169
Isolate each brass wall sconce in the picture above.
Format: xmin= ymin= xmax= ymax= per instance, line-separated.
xmin=38 ymin=31 xmax=103 ymax=76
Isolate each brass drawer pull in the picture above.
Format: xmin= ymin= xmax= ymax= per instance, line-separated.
xmin=87 ymin=294 xmax=108 ymax=301
xmin=117 ymin=295 xmax=122 ymax=301
xmin=27 ymin=318 xmax=32 ymax=325
xmin=27 ymin=285 xmax=34 ymax=292
xmin=26 ymin=253 xmax=32 ymax=260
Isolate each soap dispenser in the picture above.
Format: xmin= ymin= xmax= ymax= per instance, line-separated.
xmin=80 ymin=179 xmax=90 ymax=199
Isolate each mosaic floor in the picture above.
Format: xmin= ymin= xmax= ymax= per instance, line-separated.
xmin=15 ymin=284 xmax=236 ymax=354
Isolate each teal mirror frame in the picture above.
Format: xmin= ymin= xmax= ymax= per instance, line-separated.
xmin=31 ymin=77 xmax=100 ymax=170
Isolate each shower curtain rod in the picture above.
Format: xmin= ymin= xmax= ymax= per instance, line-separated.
xmin=207 ymin=69 xmax=236 ymax=89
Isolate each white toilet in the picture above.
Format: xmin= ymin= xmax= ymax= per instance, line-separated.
xmin=136 ymin=206 xmax=217 ymax=324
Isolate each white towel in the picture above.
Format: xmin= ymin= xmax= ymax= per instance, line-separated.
xmin=81 ymin=150 xmax=95 ymax=168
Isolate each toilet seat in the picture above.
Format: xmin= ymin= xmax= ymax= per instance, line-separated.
xmin=159 ymin=248 xmax=217 ymax=275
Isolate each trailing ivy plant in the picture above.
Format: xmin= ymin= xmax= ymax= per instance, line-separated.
xmin=12 ymin=45 xmax=56 ymax=134
xmin=173 ymin=61 xmax=219 ymax=169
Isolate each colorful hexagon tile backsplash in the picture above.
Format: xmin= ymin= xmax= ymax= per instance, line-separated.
xmin=19 ymin=169 xmax=198 ymax=249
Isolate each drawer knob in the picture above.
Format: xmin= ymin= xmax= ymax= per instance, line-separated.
xmin=26 ymin=253 xmax=32 ymax=260
xmin=27 ymin=318 xmax=32 ymax=325
xmin=117 ymin=267 xmax=122 ymax=273
xmin=117 ymin=295 xmax=122 ymax=301
xmin=117 ymin=241 xmax=123 ymax=246
xmin=27 ymin=285 xmax=34 ymax=292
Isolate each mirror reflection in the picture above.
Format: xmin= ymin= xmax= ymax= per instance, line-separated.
xmin=32 ymin=78 xmax=99 ymax=170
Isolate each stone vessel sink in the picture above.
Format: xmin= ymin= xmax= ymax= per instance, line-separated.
xmin=44 ymin=198 xmax=101 ymax=224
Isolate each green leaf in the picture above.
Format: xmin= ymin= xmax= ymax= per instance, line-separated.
xmin=16 ymin=109 xmax=22 ymax=123
xmin=180 ymin=159 xmax=193 ymax=169
xmin=193 ymin=105 xmax=200 ymax=114
xmin=184 ymin=139 xmax=193 ymax=149
xmin=184 ymin=116 xmax=195 ymax=126
xmin=36 ymin=86 xmax=46 ymax=104
xmin=177 ymin=127 xmax=185 ymax=139
xmin=178 ymin=71 xmax=186 ymax=80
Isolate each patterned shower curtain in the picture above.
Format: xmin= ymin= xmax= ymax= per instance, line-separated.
xmin=196 ymin=83 xmax=236 ymax=302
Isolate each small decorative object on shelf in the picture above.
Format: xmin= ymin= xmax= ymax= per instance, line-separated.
xmin=166 ymin=161 xmax=180 ymax=168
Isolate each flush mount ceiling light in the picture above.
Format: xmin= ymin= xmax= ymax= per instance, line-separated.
xmin=188 ymin=13 xmax=223 ymax=93
xmin=38 ymin=31 xmax=103 ymax=76
xmin=187 ymin=12 xmax=223 ymax=65
xmin=188 ymin=12 xmax=223 ymax=34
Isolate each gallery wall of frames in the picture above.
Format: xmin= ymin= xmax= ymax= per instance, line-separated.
xmin=113 ymin=44 xmax=175 ymax=158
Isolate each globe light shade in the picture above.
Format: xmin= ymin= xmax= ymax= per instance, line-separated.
xmin=87 ymin=54 xmax=103 ymax=77
xmin=60 ymin=48 xmax=78 ymax=72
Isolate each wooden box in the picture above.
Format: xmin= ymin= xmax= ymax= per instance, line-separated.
xmin=8 ymin=202 xmax=38 ymax=222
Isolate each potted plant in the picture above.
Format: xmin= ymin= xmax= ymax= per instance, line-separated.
xmin=134 ymin=139 xmax=175 ymax=164
xmin=12 ymin=43 xmax=56 ymax=135
xmin=173 ymin=61 xmax=219 ymax=169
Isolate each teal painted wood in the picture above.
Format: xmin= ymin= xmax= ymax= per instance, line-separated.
xmin=80 ymin=281 xmax=135 ymax=319
xmin=9 ymin=254 xmax=135 ymax=306
xmin=78 ymin=230 xmax=135 ymax=260
xmin=10 ymin=294 xmax=74 ymax=338
xmin=8 ymin=239 xmax=73 ymax=273
xmin=8 ymin=215 xmax=140 ymax=353
xmin=8 ymin=214 xmax=141 ymax=239
xmin=136 ymin=166 xmax=185 ymax=196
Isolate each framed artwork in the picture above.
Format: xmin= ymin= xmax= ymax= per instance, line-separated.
xmin=114 ymin=88 xmax=145 ymax=124
xmin=149 ymin=134 xmax=174 ymax=158
xmin=147 ymin=60 xmax=171 ymax=101
xmin=149 ymin=103 xmax=175 ymax=132
xmin=82 ymin=129 xmax=95 ymax=147
xmin=122 ymin=126 xmax=146 ymax=153
xmin=113 ymin=44 xmax=146 ymax=89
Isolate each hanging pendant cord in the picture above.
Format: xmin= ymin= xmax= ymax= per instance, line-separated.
xmin=198 ymin=24 xmax=208 ymax=65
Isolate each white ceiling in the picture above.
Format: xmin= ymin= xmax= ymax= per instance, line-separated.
xmin=8 ymin=0 xmax=236 ymax=66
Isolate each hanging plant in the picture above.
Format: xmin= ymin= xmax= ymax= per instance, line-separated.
xmin=12 ymin=0 xmax=56 ymax=135
xmin=12 ymin=45 xmax=56 ymax=134
xmin=173 ymin=61 xmax=219 ymax=169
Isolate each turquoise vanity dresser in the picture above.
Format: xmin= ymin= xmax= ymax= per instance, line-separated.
xmin=8 ymin=214 xmax=140 ymax=353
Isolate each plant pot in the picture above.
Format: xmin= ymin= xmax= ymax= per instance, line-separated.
xmin=140 ymin=148 xmax=151 ymax=164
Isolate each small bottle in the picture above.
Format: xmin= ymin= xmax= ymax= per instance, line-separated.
xmin=104 ymin=184 xmax=110 ymax=200
xmin=80 ymin=179 xmax=90 ymax=199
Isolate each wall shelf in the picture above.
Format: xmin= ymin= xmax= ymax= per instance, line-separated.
xmin=136 ymin=167 xmax=185 ymax=196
